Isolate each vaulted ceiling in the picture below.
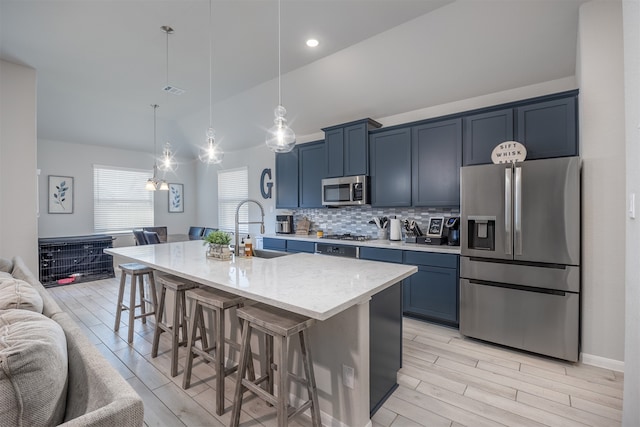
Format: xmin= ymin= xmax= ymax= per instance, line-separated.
xmin=0 ymin=0 xmax=586 ymax=158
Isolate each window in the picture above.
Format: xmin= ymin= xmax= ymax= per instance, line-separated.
xmin=94 ymin=165 xmax=154 ymax=233
xmin=218 ymin=167 xmax=248 ymax=234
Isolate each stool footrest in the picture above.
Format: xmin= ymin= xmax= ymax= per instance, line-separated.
xmin=289 ymin=400 xmax=313 ymax=419
xmin=241 ymin=379 xmax=278 ymax=406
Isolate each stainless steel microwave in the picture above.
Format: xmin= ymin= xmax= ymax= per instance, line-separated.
xmin=321 ymin=175 xmax=369 ymax=206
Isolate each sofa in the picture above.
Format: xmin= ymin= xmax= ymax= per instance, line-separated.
xmin=0 ymin=256 xmax=144 ymax=426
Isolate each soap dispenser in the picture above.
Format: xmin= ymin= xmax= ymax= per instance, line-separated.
xmin=244 ymin=235 xmax=253 ymax=257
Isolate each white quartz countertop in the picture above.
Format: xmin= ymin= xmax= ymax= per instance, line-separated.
xmin=264 ymin=234 xmax=461 ymax=255
xmin=106 ymin=240 xmax=417 ymax=321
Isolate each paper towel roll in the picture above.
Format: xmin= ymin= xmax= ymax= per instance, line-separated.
xmin=389 ymin=218 xmax=402 ymax=241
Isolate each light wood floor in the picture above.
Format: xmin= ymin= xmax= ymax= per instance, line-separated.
xmin=48 ymin=277 xmax=623 ymax=427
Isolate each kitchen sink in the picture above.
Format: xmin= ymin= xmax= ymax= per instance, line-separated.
xmin=251 ymin=249 xmax=289 ymax=259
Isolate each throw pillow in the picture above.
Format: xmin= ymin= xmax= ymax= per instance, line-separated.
xmin=0 ymin=309 xmax=68 ymax=426
xmin=0 ymin=277 xmax=44 ymax=313
xmin=0 ymin=257 xmax=12 ymax=273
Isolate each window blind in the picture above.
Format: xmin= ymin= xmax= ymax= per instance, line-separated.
xmin=93 ymin=165 xmax=154 ymax=233
xmin=218 ymin=167 xmax=248 ymax=234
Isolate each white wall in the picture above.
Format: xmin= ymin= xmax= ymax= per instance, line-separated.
xmin=196 ymin=143 xmax=277 ymax=236
xmin=37 ymin=139 xmax=197 ymax=246
xmin=623 ymin=0 xmax=640 ymax=423
xmin=0 ymin=59 xmax=38 ymax=272
xmin=577 ymin=1 xmax=626 ymax=365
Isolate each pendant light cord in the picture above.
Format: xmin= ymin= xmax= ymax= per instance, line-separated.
xmin=278 ymin=0 xmax=281 ymax=107
xmin=209 ymin=0 xmax=213 ymax=128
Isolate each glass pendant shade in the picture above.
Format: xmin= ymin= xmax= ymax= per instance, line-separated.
xmin=266 ymin=105 xmax=296 ymax=153
xmin=145 ymin=178 xmax=157 ymax=191
xmin=199 ymin=127 xmax=223 ymax=164
xmin=159 ymin=142 xmax=174 ymax=171
xmin=158 ymin=180 xmax=169 ymax=191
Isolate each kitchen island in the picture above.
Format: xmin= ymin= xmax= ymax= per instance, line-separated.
xmin=106 ymin=240 xmax=417 ymax=426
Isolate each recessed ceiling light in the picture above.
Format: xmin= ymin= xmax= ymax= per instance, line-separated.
xmin=306 ymin=39 xmax=319 ymax=48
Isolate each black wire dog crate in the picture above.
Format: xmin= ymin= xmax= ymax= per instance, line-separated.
xmin=38 ymin=234 xmax=115 ymax=287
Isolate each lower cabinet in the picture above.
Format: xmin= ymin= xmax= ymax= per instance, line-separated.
xmin=403 ymin=251 xmax=459 ymax=326
xmin=285 ymin=240 xmax=315 ymax=254
xmin=263 ymin=238 xmax=316 ymax=254
xmin=263 ymin=238 xmax=286 ymax=251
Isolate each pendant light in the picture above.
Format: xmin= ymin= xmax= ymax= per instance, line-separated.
xmin=158 ymin=25 xmax=176 ymax=172
xmin=146 ymin=104 xmax=169 ymax=191
xmin=199 ymin=0 xmax=223 ymax=164
xmin=265 ymin=0 xmax=296 ymax=153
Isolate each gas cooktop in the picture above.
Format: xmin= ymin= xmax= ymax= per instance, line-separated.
xmin=321 ymin=233 xmax=371 ymax=241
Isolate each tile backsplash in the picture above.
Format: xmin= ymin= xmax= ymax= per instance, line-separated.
xmin=290 ymin=206 xmax=459 ymax=238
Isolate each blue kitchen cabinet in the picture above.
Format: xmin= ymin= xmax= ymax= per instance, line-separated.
xmin=275 ymin=148 xmax=299 ymax=208
xmin=516 ymin=96 xmax=577 ymax=159
xmin=324 ymin=127 xmax=344 ymax=178
xmin=462 ymin=92 xmax=578 ymax=166
xmin=263 ymin=238 xmax=286 ymax=251
xmin=359 ymin=247 xmax=403 ymax=264
xmin=369 ymin=127 xmax=412 ymax=207
xmin=298 ymin=141 xmax=325 ymax=208
xmin=324 ymin=118 xmax=382 ymax=178
xmin=463 ymin=108 xmax=514 ymax=166
xmin=412 ymin=119 xmax=462 ymax=208
xmin=285 ymin=240 xmax=316 ymax=254
xmin=402 ymin=251 xmax=459 ymax=326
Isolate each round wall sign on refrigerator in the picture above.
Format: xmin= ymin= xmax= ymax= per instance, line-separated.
xmin=491 ymin=141 xmax=527 ymax=164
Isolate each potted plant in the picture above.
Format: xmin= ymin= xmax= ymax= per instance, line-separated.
xmin=203 ymin=230 xmax=232 ymax=260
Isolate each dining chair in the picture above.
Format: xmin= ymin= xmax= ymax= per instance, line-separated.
xmin=202 ymin=228 xmax=218 ymax=238
xmin=132 ymin=229 xmax=148 ymax=246
xmin=188 ymin=226 xmax=205 ymax=240
xmin=143 ymin=231 xmax=162 ymax=245
xmin=142 ymin=226 xmax=168 ymax=243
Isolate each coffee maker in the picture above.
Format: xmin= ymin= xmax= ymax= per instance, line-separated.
xmin=445 ymin=217 xmax=460 ymax=246
xmin=276 ymin=215 xmax=294 ymax=234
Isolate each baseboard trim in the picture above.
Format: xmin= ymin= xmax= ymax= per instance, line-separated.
xmin=581 ymin=352 xmax=624 ymax=372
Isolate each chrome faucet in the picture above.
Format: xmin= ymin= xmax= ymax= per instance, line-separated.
xmin=234 ymin=199 xmax=265 ymax=255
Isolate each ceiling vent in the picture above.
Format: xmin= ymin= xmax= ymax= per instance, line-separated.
xmin=162 ymin=85 xmax=186 ymax=96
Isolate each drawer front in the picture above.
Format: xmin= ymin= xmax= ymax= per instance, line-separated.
xmin=404 ymin=251 xmax=458 ymax=269
xmin=286 ymin=240 xmax=316 ymax=253
xmin=359 ymin=247 xmax=403 ymax=264
xmin=263 ymin=238 xmax=286 ymax=251
xmin=460 ymin=279 xmax=579 ymax=361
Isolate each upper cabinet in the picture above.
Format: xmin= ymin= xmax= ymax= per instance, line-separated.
xmin=369 ymin=127 xmax=412 ymax=207
xmin=275 ymin=148 xmax=299 ymax=209
xmin=298 ymin=141 xmax=325 ymax=208
xmin=323 ymin=118 xmax=382 ymax=178
xmin=515 ymin=97 xmax=577 ymax=160
xmin=275 ymin=140 xmax=325 ymax=209
xmin=463 ymin=108 xmax=514 ymax=166
xmin=463 ymin=92 xmax=578 ymax=166
xmin=412 ymin=119 xmax=462 ymax=208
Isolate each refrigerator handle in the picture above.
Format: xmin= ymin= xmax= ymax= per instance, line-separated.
xmin=515 ymin=166 xmax=522 ymax=255
xmin=505 ymin=167 xmax=512 ymax=255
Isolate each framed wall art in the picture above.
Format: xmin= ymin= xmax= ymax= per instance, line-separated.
xmin=48 ymin=175 xmax=74 ymax=214
xmin=168 ymin=183 xmax=184 ymax=213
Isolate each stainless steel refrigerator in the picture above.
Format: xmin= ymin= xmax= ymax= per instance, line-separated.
xmin=459 ymin=156 xmax=580 ymax=361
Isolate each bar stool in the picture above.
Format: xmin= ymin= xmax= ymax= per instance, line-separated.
xmin=151 ymin=273 xmax=198 ymax=377
xmin=230 ymin=303 xmax=321 ymax=427
xmin=114 ymin=263 xmax=158 ymax=343
xmin=182 ymin=287 xmax=248 ymax=415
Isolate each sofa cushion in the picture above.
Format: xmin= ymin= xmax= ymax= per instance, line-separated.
xmin=0 ymin=257 xmax=12 ymax=273
xmin=0 ymin=277 xmax=44 ymax=313
xmin=0 ymin=309 xmax=68 ymax=426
